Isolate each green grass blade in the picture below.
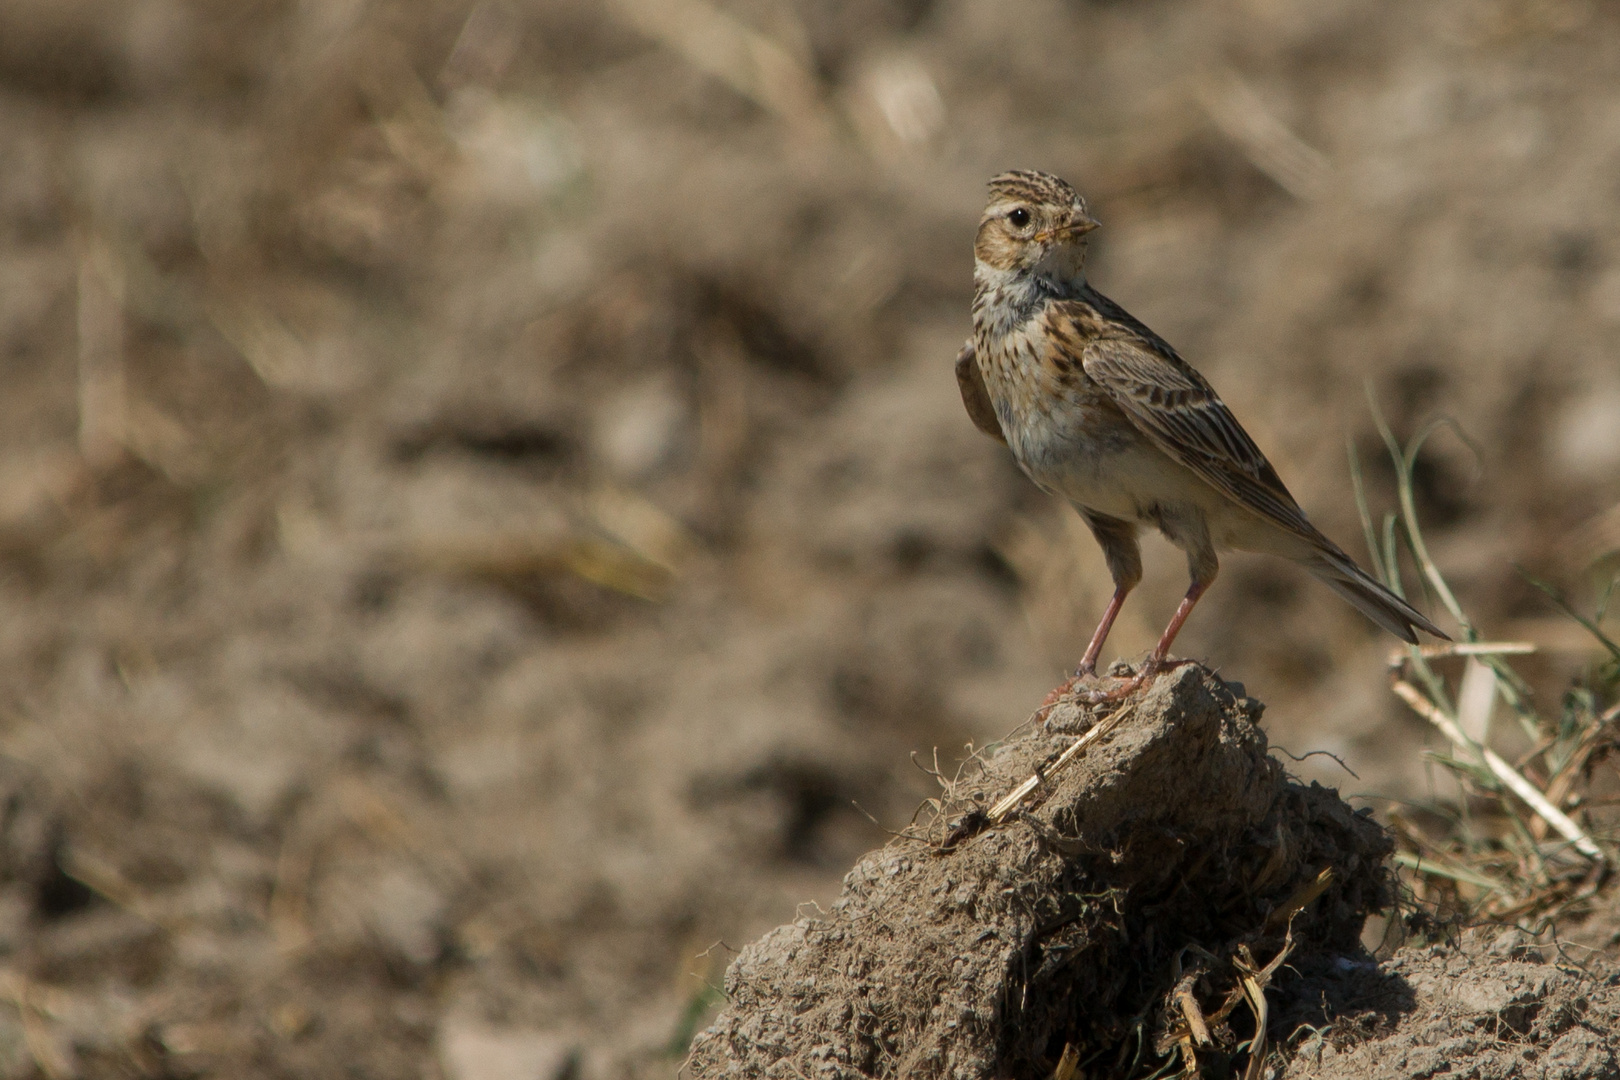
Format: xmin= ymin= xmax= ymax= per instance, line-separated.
xmin=1348 ymin=438 xmax=1389 ymax=585
xmin=1519 ymin=569 xmax=1620 ymax=664
xmin=1393 ymin=850 xmax=1509 ymax=892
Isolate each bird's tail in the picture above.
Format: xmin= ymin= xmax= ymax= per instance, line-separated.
xmin=1303 ymin=543 xmax=1449 ymax=643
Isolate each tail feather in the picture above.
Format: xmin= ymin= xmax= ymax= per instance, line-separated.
xmin=1305 ymin=548 xmax=1449 ymax=643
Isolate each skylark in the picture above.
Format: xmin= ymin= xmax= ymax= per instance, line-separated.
xmin=959 ymin=170 xmax=1447 ymax=700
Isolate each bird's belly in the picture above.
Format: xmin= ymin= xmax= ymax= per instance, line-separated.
xmin=1024 ymin=421 xmax=1315 ymax=558
xmin=978 ymin=327 xmax=1235 ymax=535
xmin=1004 ymin=402 xmax=1216 ymax=522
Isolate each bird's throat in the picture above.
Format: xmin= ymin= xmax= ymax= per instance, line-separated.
xmin=973 ymin=263 xmax=1081 ymax=338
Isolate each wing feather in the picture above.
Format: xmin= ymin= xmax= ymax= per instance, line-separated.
xmin=955 ymin=341 xmax=1007 ymax=444
xmin=1072 ymin=326 xmax=1317 ymax=540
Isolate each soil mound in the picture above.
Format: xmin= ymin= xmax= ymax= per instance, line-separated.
xmin=687 ymin=664 xmax=1396 ymax=1079
xmin=1281 ymin=941 xmax=1620 ymax=1080
xmin=690 ymin=664 xmax=1620 ymax=1080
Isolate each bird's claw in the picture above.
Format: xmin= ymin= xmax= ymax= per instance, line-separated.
xmin=1037 ymin=668 xmax=1125 ymax=712
xmin=1068 ymin=677 xmax=1141 ymax=705
xmin=1039 ymin=656 xmax=1193 ymax=715
xmin=1038 ymin=676 xmax=1084 ymax=711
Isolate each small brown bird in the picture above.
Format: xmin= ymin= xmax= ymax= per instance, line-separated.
xmin=959 ymin=170 xmax=1446 ymax=699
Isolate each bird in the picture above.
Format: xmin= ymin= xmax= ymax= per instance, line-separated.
xmin=958 ymin=169 xmax=1447 ymax=701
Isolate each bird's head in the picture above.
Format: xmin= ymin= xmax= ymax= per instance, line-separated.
xmin=975 ymin=170 xmax=1098 ymax=284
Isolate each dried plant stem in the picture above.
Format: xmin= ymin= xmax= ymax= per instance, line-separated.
xmin=1051 ymin=1043 xmax=1080 ymax=1080
xmin=606 ymin=0 xmax=828 ymax=138
xmin=1411 ymin=642 xmax=1536 ymax=659
xmin=1197 ymin=70 xmax=1331 ymax=201
xmin=76 ymin=236 xmax=127 ymax=469
xmin=988 ymin=702 xmax=1138 ymax=823
xmin=1389 ymin=678 xmax=1605 ymax=863
xmin=1176 ymin=985 xmax=1212 ymax=1047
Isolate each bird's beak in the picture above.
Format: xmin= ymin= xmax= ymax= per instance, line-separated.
xmin=1065 ymin=213 xmax=1100 ymax=236
xmin=1035 ymin=215 xmax=1100 ymax=242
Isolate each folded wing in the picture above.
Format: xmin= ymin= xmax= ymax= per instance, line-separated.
xmin=1076 ymin=331 xmax=1317 ymax=541
xmin=955 ymin=341 xmax=1007 ymax=444
xmin=1072 ymin=316 xmax=1447 ymax=641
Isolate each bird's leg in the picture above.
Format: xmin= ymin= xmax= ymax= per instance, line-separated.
xmin=1102 ymin=541 xmax=1219 ymax=699
xmin=1067 ymin=579 xmax=1210 ymax=705
xmin=1040 ymin=511 xmax=1140 ymax=715
xmin=1076 ymin=511 xmax=1141 ymax=679
xmin=1140 ymin=577 xmax=1210 ymax=675
xmin=1076 ymin=585 xmax=1130 ymax=677
xmin=1039 ymin=584 xmax=1133 ymax=714
xmin=1069 ymin=527 xmax=1217 ymax=705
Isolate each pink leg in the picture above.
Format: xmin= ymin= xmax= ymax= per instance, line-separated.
xmin=1077 ymin=585 xmax=1131 ymax=676
xmin=1062 ymin=578 xmax=1211 ymax=707
xmin=1145 ymin=578 xmax=1210 ymax=670
xmin=1039 ymin=585 xmax=1132 ymax=714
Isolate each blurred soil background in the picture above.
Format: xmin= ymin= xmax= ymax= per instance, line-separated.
xmin=0 ymin=0 xmax=1617 ymax=1076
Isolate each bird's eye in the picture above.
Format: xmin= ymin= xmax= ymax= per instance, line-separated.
xmin=1008 ymin=207 xmax=1031 ymax=228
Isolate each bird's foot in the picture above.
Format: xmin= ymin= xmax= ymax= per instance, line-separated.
xmin=1039 ymin=665 xmax=1096 ymax=710
xmin=1068 ymin=678 xmax=1140 ymax=705
xmin=1035 ymin=666 xmax=1101 ymax=722
xmin=1051 ymin=656 xmax=1194 ymax=708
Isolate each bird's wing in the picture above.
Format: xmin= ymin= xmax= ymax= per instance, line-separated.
xmin=955 ymin=341 xmax=1007 ymax=444
xmin=1077 ymin=333 xmax=1318 ymax=540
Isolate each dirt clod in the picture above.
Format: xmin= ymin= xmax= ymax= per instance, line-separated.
xmin=688 ymin=664 xmax=1396 ymax=1079
xmin=1282 ymin=943 xmax=1620 ymax=1080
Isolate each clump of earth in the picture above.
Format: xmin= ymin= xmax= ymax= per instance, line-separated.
xmin=690 ymin=666 xmax=1620 ymax=1080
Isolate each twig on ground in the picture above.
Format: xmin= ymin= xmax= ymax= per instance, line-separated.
xmin=1051 ymin=1042 xmax=1080 ymax=1080
xmin=988 ymin=702 xmax=1138 ymax=823
xmin=605 ymin=0 xmax=829 ymax=139
xmin=76 ymin=234 xmax=128 ymax=470
xmin=1389 ymin=670 xmax=1605 ymax=863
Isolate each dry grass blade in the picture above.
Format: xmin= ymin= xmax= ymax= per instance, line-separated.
xmin=209 ymin=297 xmax=316 ymax=392
xmin=59 ymin=847 xmax=168 ymax=930
xmin=1232 ymin=934 xmax=1295 ymax=1080
xmin=1390 ymin=674 xmax=1604 ymax=862
xmin=1409 ymin=642 xmax=1536 ymax=658
xmin=1238 ymin=969 xmax=1269 ymax=1080
xmin=1051 ymin=1042 xmax=1080 ymax=1080
xmin=408 ymin=532 xmax=676 ymax=601
xmin=1197 ymin=70 xmax=1331 ymax=200
xmin=1520 ymin=571 xmax=1620 ymax=665
xmin=1263 ymin=867 xmax=1336 ymax=933
xmin=1392 ymin=850 xmax=1509 ymax=893
xmin=988 ymin=702 xmax=1138 ymax=823
xmin=76 ymin=234 xmax=128 ymax=470
xmin=0 ymin=972 xmax=73 ymax=1080
xmin=606 ymin=0 xmax=829 ymax=138
xmin=588 ymin=486 xmax=698 ymax=573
